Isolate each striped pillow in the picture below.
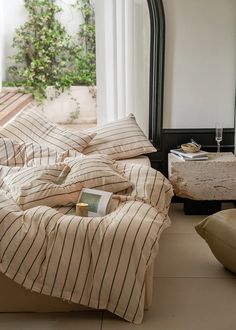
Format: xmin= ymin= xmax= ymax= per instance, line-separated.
xmin=0 ymin=106 xmax=96 ymax=152
xmin=64 ymin=154 xmax=132 ymax=192
xmin=82 ymin=114 xmax=157 ymax=160
xmin=4 ymin=155 xmax=132 ymax=210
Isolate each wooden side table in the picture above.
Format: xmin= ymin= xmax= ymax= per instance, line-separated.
xmin=168 ymin=152 xmax=236 ymax=214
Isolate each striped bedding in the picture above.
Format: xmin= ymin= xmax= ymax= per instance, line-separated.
xmin=3 ymin=156 xmax=132 ymax=211
xmin=0 ymin=142 xmax=173 ymax=324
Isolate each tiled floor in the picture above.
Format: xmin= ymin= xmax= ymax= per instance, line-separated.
xmin=1 ymin=203 xmax=236 ymax=329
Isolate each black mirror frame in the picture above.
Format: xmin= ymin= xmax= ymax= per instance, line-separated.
xmin=147 ymin=0 xmax=165 ymax=150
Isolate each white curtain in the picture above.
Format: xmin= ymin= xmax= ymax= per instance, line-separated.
xmin=0 ymin=4 xmax=4 ymax=91
xmin=95 ymin=0 xmax=150 ymax=134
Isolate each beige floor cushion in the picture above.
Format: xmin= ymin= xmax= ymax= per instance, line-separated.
xmin=195 ymin=209 xmax=236 ymax=274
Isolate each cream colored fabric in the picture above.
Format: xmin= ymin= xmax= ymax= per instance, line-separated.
xmin=0 ymin=121 xmax=173 ymax=323
xmin=0 ymin=138 xmax=82 ymax=167
xmin=0 ymin=160 xmax=173 ymax=324
xmin=0 ymin=253 xmax=153 ymax=313
xmin=4 ymin=155 xmax=132 ymax=211
xmin=0 ymin=138 xmax=24 ymax=166
xmin=4 ymin=163 xmax=71 ymax=210
xmin=64 ymin=155 xmax=132 ymax=192
xmin=0 ymin=107 xmax=95 ymax=152
xmin=82 ymin=114 xmax=157 ymax=160
xmin=0 ymin=196 xmax=172 ymax=324
xmin=116 ymin=155 xmax=151 ymax=167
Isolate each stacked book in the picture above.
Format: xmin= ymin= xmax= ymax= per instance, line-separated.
xmin=170 ymin=149 xmax=208 ymax=161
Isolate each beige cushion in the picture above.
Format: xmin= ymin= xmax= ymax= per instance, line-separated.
xmin=4 ymin=155 xmax=132 ymax=210
xmin=0 ymin=107 xmax=95 ymax=152
xmin=82 ymin=114 xmax=157 ymax=160
xmin=195 ymin=209 xmax=236 ymax=274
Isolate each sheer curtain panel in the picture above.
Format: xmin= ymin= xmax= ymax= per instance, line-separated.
xmin=95 ymin=0 xmax=150 ymax=134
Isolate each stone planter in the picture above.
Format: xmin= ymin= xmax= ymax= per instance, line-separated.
xmin=42 ymin=86 xmax=96 ymax=124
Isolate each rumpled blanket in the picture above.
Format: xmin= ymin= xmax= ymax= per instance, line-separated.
xmin=0 ymin=149 xmax=173 ymax=323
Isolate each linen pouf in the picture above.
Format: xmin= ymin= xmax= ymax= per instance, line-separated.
xmin=195 ymin=209 xmax=236 ymax=274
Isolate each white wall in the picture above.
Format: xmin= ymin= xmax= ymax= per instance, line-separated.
xmin=2 ymin=0 xmax=82 ymax=81
xmin=163 ymin=0 xmax=236 ymax=129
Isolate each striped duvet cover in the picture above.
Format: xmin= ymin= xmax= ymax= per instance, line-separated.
xmin=0 ymin=153 xmax=173 ymax=324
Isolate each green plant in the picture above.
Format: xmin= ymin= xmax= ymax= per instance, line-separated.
xmin=73 ymin=0 xmax=96 ymax=86
xmin=8 ymin=0 xmax=78 ymax=101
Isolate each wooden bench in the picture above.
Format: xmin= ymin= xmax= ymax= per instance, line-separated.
xmin=0 ymin=91 xmax=33 ymax=126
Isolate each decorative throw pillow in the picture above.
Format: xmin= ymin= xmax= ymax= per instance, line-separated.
xmin=4 ymin=155 xmax=132 ymax=210
xmin=195 ymin=209 xmax=236 ymax=274
xmin=0 ymin=106 xmax=96 ymax=152
xmin=82 ymin=114 xmax=157 ymax=160
xmin=64 ymin=154 xmax=132 ymax=192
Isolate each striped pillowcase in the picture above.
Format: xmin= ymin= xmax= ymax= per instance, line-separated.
xmin=64 ymin=154 xmax=133 ymax=192
xmin=82 ymin=114 xmax=157 ymax=160
xmin=4 ymin=155 xmax=132 ymax=210
xmin=0 ymin=106 xmax=96 ymax=152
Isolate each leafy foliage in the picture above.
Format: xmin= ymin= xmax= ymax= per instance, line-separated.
xmin=7 ymin=0 xmax=96 ymax=102
xmin=73 ymin=0 xmax=96 ymax=86
xmin=8 ymin=0 xmax=77 ymax=101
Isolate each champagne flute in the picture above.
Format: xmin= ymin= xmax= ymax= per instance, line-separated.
xmin=215 ymin=123 xmax=223 ymax=153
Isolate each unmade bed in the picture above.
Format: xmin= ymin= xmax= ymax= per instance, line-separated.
xmin=0 ymin=107 xmax=173 ymax=324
